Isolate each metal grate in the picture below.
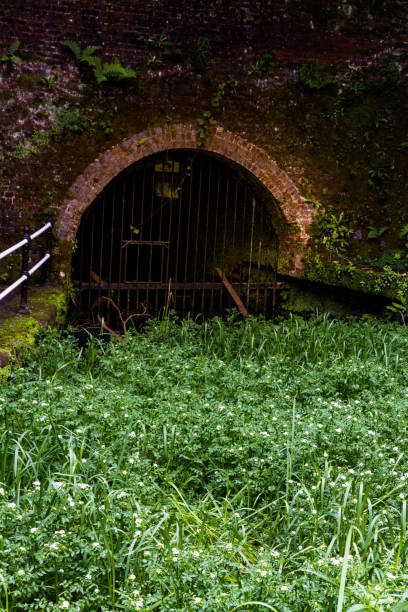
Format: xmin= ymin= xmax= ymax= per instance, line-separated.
xmin=72 ymin=150 xmax=280 ymax=322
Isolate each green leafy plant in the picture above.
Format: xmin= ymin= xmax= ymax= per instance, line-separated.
xmin=152 ymin=34 xmax=182 ymax=61
xmin=300 ymin=61 xmax=334 ymax=89
xmin=314 ymin=208 xmax=353 ymax=258
xmin=40 ymin=74 xmax=56 ymax=88
xmin=62 ymin=41 xmax=137 ymax=85
xmin=211 ymin=75 xmax=235 ymax=111
xmin=61 ymin=40 xmax=99 ymax=63
xmin=399 ymin=224 xmax=408 ymax=249
xmin=191 ymin=36 xmax=211 ymax=73
xmin=52 ymin=108 xmax=88 ymax=137
xmin=99 ymin=119 xmax=113 ymax=136
xmin=146 ymin=52 xmax=163 ymax=67
xmin=1 ymin=40 xmax=22 ymax=68
xmin=249 ymin=52 xmax=276 ymax=76
xmin=197 ymin=78 xmax=232 ymax=146
xmin=87 ymin=56 xmax=138 ymax=85
xmin=197 ymin=110 xmax=217 ymax=146
xmin=367 ymin=225 xmax=389 ymax=239
xmin=3 ymin=315 xmax=408 ymax=608
xmin=386 ymin=294 xmax=407 ymax=322
xmin=12 ymin=129 xmax=49 ymax=159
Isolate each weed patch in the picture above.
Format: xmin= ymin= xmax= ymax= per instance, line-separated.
xmin=1 ymin=315 xmax=408 ymax=610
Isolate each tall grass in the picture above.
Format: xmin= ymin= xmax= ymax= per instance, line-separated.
xmin=0 ymin=314 xmax=407 ymax=610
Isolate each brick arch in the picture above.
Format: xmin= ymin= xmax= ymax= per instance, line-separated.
xmin=56 ymin=124 xmax=315 ymax=269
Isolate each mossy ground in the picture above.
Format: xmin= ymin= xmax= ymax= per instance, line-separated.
xmin=0 ymin=286 xmax=67 ymax=370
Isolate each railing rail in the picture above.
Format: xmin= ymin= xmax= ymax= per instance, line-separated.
xmin=0 ymin=215 xmax=53 ymax=312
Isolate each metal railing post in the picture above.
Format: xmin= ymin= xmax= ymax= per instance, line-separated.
xmin=43 ymin=213 xmax=53 ymax=283
xmin=20 ymin=227 xmax=30 ymax=313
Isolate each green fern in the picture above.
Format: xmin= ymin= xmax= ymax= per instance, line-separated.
xmin=62 ymin=40 xmax=99 ymax=65
xmin=101 ymin=58 xmax=137 ymax=81
xmin=93 ymin=60 xmax=108 ymax=85
xmin=81 ymin=45 xmax=99 ymax=61
xmin=62 ymin=40 xmax=82 ymax=61
xmin=62 ymin=40 xmax=136 ymax=85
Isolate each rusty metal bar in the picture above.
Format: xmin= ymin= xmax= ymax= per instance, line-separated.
xmin=80 ymin=281 xmax=286 ymax=290
xmin=122 ymin=240 xmax=170 ymax=248
xmin=97 ymin=195 xmax=105 ymax=307
xmin=246 ymin=197 xmax=256 ymax=309
xmin=201 ymin=159 xmax=212 ymax=311
xmin=192 ymin=157 xmax=203 ymax=309
xmin=174 ymin=158 xmax=184 ymax=285
xmin=210 ymin=161 xmax=221 ymax=313
xmin=117 ymin=182 xmax=126 ymax=311
xmin=165 ymin=165 xmax=174 ymax=295
xmin=219 ymin=176 xmax=229 ymax=313
xmin=147 ymin=162 xmax=155 ymax=308
xmin=256 ymin=241 xmax=262 ymax=314
xmin=182 ymin=155 xmax=194 ymax=313
xmin=87 ymin=207 xmax=95 ymax=311
xmin=107 ymin=185 xmax=116 ymax=319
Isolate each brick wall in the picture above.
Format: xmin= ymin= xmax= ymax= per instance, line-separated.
xmin=0 ymin=0 xmax=274 ymax=67
xmin=0 ymin=0 xmax=396 ymax=70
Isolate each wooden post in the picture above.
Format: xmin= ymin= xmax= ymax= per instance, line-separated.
xmin=216 ymin=268 xmax=249 ymax=318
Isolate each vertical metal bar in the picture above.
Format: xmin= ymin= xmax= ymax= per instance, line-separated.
xmin=256 ymin=241 xmax=262 ymax=314
xmin=264 ymin=247 xmax=269 ymax=316
xmin=174 ymin=156 xmax=185 ymax=308
xmin=231 ymin=179 xmax=238 ymax=254
xmin=165 ymin=162 xmax=174 ymax=307
xmin=88 ymin=205 xmax=95 ymax=311
xmin=124 ymin=175 xmax=131 ymax=311
xmin=272 ymin=232 xmax=279 ymax=319
xmin=44 ymin=212 xmax=52 ymax=283
xmin=192 ymin=156 xmax=203 ymax=311
xmin=201 ymin=159 xmax=212 ymax=312
xmin=246 ymin=197 xmax=256 ymax=309
xmin=77 ymin=215 xmax=84 ymax=312
xmin=147 ymin=160 xmax=155 ymax=311
xmin=231 ymin=179 xmax=239 ymax=307
xmin=239 ymin=185 xmax=248 ymax=291
xmin=97 ymin=195 xmax=105 ymax=309
xmin=20 ymin=227 xmax=30 ymax=313
xmin=107 ymin=185 xmax=116 ymax=321
xmin=219 ymin=176 xmax=229 ymax=314
xmin=182 ymin=154 xmax=194 ymax=313
xmin=117 ymin=181 xmax=126 ymax=312
xmin=156 ymin=163 xmax=166 ymax=312
xmin=135 ymin=169 xmax=144 ymax=310
xmin=210 ymin=161 xmax=221 ymax=313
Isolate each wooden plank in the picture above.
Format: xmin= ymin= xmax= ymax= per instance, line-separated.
xmin=216 ymin=268 xmax=249 ymax=318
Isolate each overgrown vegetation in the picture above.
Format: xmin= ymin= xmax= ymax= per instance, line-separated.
xmin=0 ymin=41 xmax=22 ymax=70
xmin=62 ymin=41 xmax=138 ymax=85
xmin=1 ymin=315 xmax=408 ymax=610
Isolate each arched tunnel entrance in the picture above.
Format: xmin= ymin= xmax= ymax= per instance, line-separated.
xmin=72 ymin=149 xmax=281 ymax=323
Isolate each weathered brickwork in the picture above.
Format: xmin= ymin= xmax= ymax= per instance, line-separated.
xmin=56 ymin=124 xmax=315 ymax=271
xmin=0 ymin=0 xmax=390 ymax=71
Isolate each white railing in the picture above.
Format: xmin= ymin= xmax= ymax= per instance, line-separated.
xmin=0 ymin=217 xmax=53 ymax=312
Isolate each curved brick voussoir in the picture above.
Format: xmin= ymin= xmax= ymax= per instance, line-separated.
xmin=56 ymin=124 xmax=316 ymax=269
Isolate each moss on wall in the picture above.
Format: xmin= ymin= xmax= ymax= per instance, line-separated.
xmin=0 ymin=286 xmax=67 ymax=370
